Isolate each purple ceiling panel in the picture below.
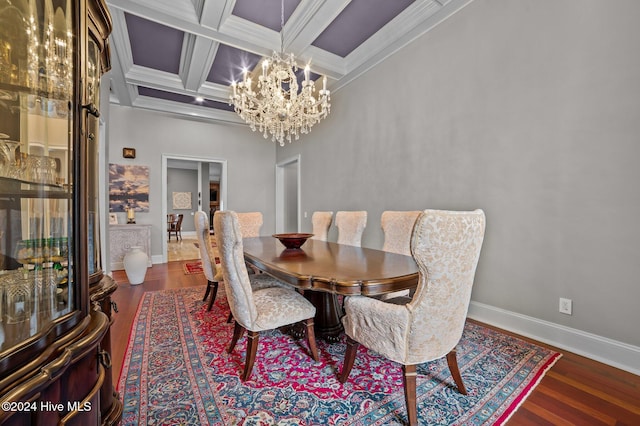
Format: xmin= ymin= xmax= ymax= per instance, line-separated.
xmin=125 ymin=13 xmax=184 ymax=74
xmin=312 ymin=0 xmax=415 ymax=58
xmin=207 ymin=44 xmax=262 ymax=85
xmin=232 ymin=0 xmax=300 ymax=31
xmin=138 ymin=87 xmax=234 ymax=111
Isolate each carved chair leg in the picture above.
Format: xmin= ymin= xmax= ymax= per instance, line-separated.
xmin=226 ymin=312 xmax=234 ymax=323
xmin=402 ymin=364 xmax=418 ymax=426
xmin=228 ymin=321 xmax=244 ymax=354
xmin=339 ymin=336 xmax=359 ymax=383
xmin=304 ymin=318 xmax=319 ymax=361
xmin=242 ymin=331 xmax=260 ymax=381
xmin=446 ymin=349 xmax=467 ymax=395
xmin=206 ymin=281 xmax=218 ymax=311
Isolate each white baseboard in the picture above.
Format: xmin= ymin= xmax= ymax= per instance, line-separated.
xmin=468 ymin=301 xmax=640 ymax=376
xmin=151 ymin=254 xmax=164 ymax=265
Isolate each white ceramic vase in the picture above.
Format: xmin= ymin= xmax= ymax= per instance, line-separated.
xmin=123 ymin=246 xmax=148 ymax=285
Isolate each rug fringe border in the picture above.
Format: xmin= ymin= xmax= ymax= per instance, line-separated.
xmin=495 ymin=351 xmax=563 ymax=425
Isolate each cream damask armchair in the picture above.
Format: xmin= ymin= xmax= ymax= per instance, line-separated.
xmin=335 ymin=211 xmax=367 ymax=247
xmin=196 ymin=210 xmax=286 ymax=312
xmin=381 ymin=210 xmax=422 ymax=255
xmin=311 ymin=211 xmax=333 ymax=241
xmin=339 ymin=209 xmax=486 ymax=426
xmin=236 ymin=212 xmax=264 ymax=275
xmin=380 ymin=210 xmax=422 ymax=300
xmin=195 ymin=211 xmax=222 ymax=311
xmin=236 ymin=212 xmax=263 ymax=237
xmin=214 ymin=211 xmax=319 ymax=381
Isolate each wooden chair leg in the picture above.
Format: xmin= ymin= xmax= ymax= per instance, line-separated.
xmin=402 ymin=364 xmax=418 ymax=426
xmin=206 ymin=281 xmax=218 ymax=311
xmin=304 ymin=318 xmax=319 ymax=361
xmin=446 ymin=349 xmax=468 ymax=395
xmin=202 ymin=283 xmax=211 ymax=302
xmin=242 ymin=331 xmax=259 ymax=381
xmin=226 ymin=312 xmax=233 ymax=323
xmin=339 ymin=336 xmax=359 ymax=383
xmin=228 ymin=321 xmax=244 ymax=354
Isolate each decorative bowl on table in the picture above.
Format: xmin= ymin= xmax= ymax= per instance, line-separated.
xmin=272 ymin=233 xmax=314 ymax=249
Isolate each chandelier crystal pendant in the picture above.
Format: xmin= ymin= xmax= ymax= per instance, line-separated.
xmin=229 ymin=1 xmax=330 ymax=146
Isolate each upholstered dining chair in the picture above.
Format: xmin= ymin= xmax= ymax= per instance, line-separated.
xmin=339 ymin=209 xmax=486 ymax=426
xmin=195 ymin=211 xmax=222 ymax=311
xmin=335 ymin=211 xmax=367 ymax=247
xmin=214 ymin=210 xmax=319 ymax=381
xmin=167 ymin=213 xmax=184 ymax=241
xmin=196 ymin=210 xmax=287 ymax=312
xmin=236 ymin=212 xmax=263 ymax=237
xmin=311 ymin=211 xmax=333 ymax=241
xmin=379 ymin=210 xmax=422 ymax=300
xmin=236 ymin=211 xmax=264 ymax=275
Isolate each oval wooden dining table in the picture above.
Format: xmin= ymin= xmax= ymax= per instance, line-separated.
xmin=243 ymin=237 xmax=419 ymax=342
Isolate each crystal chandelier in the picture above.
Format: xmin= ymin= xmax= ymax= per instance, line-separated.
xmin=229 ymin=0 xmax=330 ymax=146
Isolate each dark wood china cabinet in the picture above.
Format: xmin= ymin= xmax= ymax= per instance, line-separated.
xmin=0 ymin=0 xmax=121 ymax=424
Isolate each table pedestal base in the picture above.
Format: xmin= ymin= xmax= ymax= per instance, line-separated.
xmin=304 ymin=291 xmax=344 ymax=343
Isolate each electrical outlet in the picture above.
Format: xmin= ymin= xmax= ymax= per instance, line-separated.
xmin=559 ymin=298 xmax=572 ymax=315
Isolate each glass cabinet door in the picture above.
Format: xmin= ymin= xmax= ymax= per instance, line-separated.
xmin=0 ymin=0 xmax=76 ymax=352
xmin=86 ymin=36 xmax=102 ymax=282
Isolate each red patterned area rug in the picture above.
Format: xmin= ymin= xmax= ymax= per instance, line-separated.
xmin=183 ymin=261 xmax=204 ymax=275
xmin=117 ymin=286 xmax=561 ymax=425
xmin=184 ymin=259 xmax=220 ymax=275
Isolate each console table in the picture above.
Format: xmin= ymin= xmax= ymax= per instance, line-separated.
xmin=109 ymin=224 xmax=152 ymax=271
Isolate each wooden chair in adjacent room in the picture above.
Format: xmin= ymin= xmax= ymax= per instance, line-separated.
xmin=335 ymin=211 xmax=367 ymax=247
xmin=311 ymin=211 xmax=333 ymax=241
xmin=214 ymin=210 xmax=319 ymax=381
xmin=339 ymin=209 xmax=486 ymax=426
xmin=167 ymin=213 xmax=184 ymax=241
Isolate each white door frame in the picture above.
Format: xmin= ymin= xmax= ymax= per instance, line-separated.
xmin=275 ymin=155 xmax=301 ymax=233
xmin=161 ymin=154 xmax=227 ymax=263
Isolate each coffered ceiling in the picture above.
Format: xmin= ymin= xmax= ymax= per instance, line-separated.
xmin=106 ymin=0 xmax=473 ymax=125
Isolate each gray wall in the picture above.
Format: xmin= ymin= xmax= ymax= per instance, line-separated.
xmin=107 ymin=105 xmax=276 ymax=260
xmin=277 ymin=0 xmax=640 ymax=350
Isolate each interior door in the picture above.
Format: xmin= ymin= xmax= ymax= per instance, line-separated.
xmin=276 ymin=156 xmax=300 ymax=233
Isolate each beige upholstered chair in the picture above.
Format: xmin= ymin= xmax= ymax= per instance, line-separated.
xmin=335 ymin=211 xmax=367 ymax=247
xmin=236 ymin=212 xmax=263 ymax=237
xmin=195 ymin=211 xmax=222 ymax=311
xmin=236 ymin=211 xmax=263 ymax=275
xmin=196 ymin=211 xmax=286 ymax=312
xmin=381 ymin=211 xmax=422 ymax=255
xmin=214 ymin=210 xmax=319 ymax=381
xmin=339 ymin=209 xmax=486 ymax=426
xmin=380 ymin=210 xmax=422 ymax=300
xmin=311 ymin=211 xmax=333 ymax=241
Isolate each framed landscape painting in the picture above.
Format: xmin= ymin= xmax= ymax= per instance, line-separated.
xmin=109 ymin=164 xmax=150 ymax=212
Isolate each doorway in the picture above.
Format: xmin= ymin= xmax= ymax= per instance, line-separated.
xmin=161 ymin=154 xmax=227 ymax=263
xmin=275 ymin=155 xmax=301 ymax=233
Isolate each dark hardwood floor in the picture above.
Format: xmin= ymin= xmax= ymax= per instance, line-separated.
xmin=109 ymin=263 xmax=640 ymax=425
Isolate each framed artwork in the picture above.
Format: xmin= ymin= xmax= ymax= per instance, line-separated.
xmin=109 ymin=164 xmax=150 ymax=212
xmin=172 ymin=191 xmax=192 ymax=209
xmin=109 ymin=213 xmax=118 ymax=224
